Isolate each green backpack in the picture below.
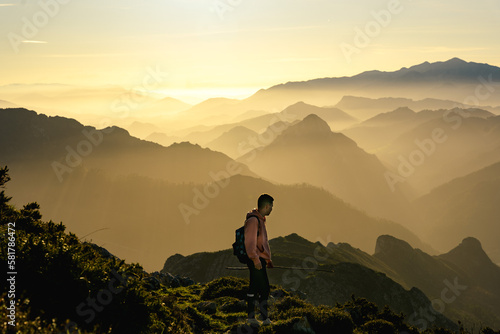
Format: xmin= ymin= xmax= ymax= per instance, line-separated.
xmin=232 ymin=215 xmax=260 ymax=264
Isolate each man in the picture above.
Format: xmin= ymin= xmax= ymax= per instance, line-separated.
xmin=244 ymin=193 xmax=274 ymax=326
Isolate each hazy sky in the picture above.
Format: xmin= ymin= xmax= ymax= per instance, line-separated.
xmin=1 ymin=0 xmax=499 ymax=102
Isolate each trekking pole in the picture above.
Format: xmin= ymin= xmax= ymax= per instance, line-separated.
xmin=225 ymin=266 xmax=334 ymax=273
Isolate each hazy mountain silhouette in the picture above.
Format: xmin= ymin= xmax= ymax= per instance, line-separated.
xmin=147 ymin=96 xmax=191 ymax=114
xmin=374 ymin=235 xmax=500 ymax=329
xmin=243 ymin=58 xmax=500 ymax=110
xmin=205 ymin=126 xmax=259 ymax=159
xmin=343 ymin=107 xmax=493 ymax=152
xmin=177 ymin=97 xmax=242 ymax=126
xmin=0 ymin=108 xmax=254 ymax=184
xmin=413 ymin=161 xmax=500 ymax=264
xmin=144 ymin=131 xmax=180 ymax=147
xmin=238 ymin=114 xmax=416 ymax=225
xmin=0 ymin=99 xmax=18 ymax=108
xmin=334 ymin=96 xmax=499 ymax=120
xmin=127 ymin=121 xmax=164 ymax=139
xmin=280 ymin=101 xmax=358 ymax=131
xmin=377 ymin=113 xmax=500 ymax=195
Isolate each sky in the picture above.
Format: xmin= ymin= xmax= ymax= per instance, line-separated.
xmin=1 ymin=0 xmax=500 ymax=103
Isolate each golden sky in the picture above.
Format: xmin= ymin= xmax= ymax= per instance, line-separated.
xmin=1 ymin=0 xmax=500 ymax=102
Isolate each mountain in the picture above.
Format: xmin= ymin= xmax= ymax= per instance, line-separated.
xmin=176 ymin=97 xmax=243 ymax=126
xmin=144 ymin=131 xmax=180 ymax=147
xmin=377 ymin=113 xmax=500 ymax=195
xmin=162 ymin=234 xmax=457 ymax=331
xmin=342 ymin=107 xmax=494 ymax=152
xmin=243 ymin=58 xmax=500 ymax=110
xmin=7 ymin=162 xmax=426 ymax=272
xmin=148 ymin=96 xmax=191 ymax=114
xmin=205 ymin=126 xmax=259 ymax=159
xmin=0 ymin=108 xmax=253 ymax=184
xmin=2 ymin=186 xmax=465 ymax=334
xmin=374 ymin=235 xmax=500 ymax=329
xmin=0 ymin=99 xmax=18 ymax=108
xmin=280 ymin=101 xmax=358 ymax=131
xmin=413 ymin=161 xmax=500 ymax=264
xmin=238 ymin=114 xmax=416 ymax=225
xmin=163 ymin=233 xmax=500 ymax=330
xmin=127 ymin=121 xmax=164 ymax=139
xmin=334 ymin=96 xmax=499 ymax=121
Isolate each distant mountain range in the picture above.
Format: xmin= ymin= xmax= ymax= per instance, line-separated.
xmin=237 ymin=114 xmax=415 ymax=224
xmin=334 ymin=96 xmax=500 ymax=120
xmin=163 ymin=233 xmax=500 ymax=330
xmin=0 ymin=107 xmax=428 ymax=271
xmin=243 ymin=58 xmax=500 ymax=109
xmin=0 ymin=108 xmax=253 ymax=184
xmin=342 ymin=106 xmax=494 ymax=152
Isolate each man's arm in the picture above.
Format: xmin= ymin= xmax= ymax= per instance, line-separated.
xmin=244 ymin=217 xmax=262 ymax=269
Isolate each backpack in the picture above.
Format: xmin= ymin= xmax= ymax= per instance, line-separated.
xmin=232 ymin=215 xmax=260 ymax=264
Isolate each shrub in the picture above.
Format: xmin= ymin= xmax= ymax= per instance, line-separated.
xmin=200 ymin=276 xmax=249 ymax=300
xmin=362 ymin=319 xmax=397 ymax=334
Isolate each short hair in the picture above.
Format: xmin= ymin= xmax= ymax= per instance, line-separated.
xmin=258 ymin=194 xmax=274 ymax=209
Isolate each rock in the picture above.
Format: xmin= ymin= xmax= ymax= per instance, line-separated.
xmin=220 ymin=300 xmax=246 ymax=313
xmin=292 ymin=316 xmax=316 ymax=334
xmin=179 ymin=276 xmax=195 ymax=287
xmin=197 ymin=301 xmax=217 ymax=315
xmin=142 ymin=276 xmax=161 ymax=290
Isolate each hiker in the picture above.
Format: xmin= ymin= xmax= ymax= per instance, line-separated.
xmin=244 ymin=194 xmax=274 ymax=326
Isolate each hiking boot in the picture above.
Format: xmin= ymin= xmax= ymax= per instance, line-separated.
xmin=246 ymin=318 xmax=260 ymax=327
xmin=261 ymin=318 xmax=272 ymax=326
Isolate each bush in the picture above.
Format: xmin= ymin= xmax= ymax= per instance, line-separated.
xmin=362 ymin=319 xmax=397 ymax=334
xmin=201 ymin=276 xmax=249 ymax=300
xmin=307 ymin=305 xmax=354 ymax=334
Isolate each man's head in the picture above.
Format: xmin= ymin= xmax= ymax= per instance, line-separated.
xmin=257 ymin=194 xmax=274 ymax=216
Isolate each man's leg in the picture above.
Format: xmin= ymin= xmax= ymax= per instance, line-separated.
xmin=246 ymin=259 xmax=258 ymax=319
xmin=257 ymin=258 xmax=270 ymax=320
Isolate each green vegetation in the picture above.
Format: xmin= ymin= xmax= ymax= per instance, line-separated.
xmin=1 ymin=165 xmax=499 ymax=334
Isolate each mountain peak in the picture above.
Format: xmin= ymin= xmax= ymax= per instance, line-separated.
xmin=374 ymin=235 xmax=414 ymax=256
xmin=297 ymin=114 xmax=331 ymax=132
xmin=439 ymin=237 xmax=495 ymax=270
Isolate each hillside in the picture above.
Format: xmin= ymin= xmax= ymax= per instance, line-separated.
xmin=0 ymin=167 xmax=481 ymax=334
xmin=374 ymin=235 xmax=500 ymax=329
xmin=6 ymin=167 xmax=425 ymax=272
xmin=377 ymin=113 xmax=500 ymax=195
xmin=163 ymin=233 xmax=500 ymax=330
xmin=413 ymin=161 xmax=500 ymax=264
